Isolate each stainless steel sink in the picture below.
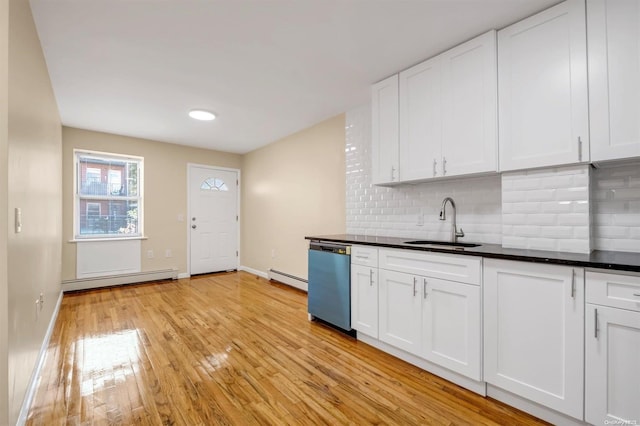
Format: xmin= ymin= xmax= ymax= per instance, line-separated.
xmin=404 ymin=240 xmax=481 ymax=248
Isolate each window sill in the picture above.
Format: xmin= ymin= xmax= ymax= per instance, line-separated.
xmin=69 ymin=236 xmax=148 ymax=243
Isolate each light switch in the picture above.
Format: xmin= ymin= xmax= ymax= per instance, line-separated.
xmin=15 ymin=208 xmax=22 ymax=233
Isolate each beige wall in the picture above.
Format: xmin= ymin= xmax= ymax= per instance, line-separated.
xmin=62 ymin=127 xmax=242 ymax=280
xmin=241 ymin=114 xmax=346 ymax=280
xmin=0 ymin=0 xmax=9 ymax=423
xmin=5 ymin=0 xmax=63 ymax=423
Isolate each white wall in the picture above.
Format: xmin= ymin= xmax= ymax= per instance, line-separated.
xmin=5 ymin=0 xmax=63 ymax=423
xmin=0 ymin=0 xmax=10 ymax=423
xmin=62 ymin=127 xmax=241 ymax=281
xmin=241 ymin=114 xmax=346 ymax=279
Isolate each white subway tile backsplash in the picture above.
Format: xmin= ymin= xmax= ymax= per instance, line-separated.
xmin=346 ymin=104 xmax=639 ymax=254
xmin=592 ymin=162 xmax=640 ymax=253
xmin=345 ymin=105 xmax=502 ymax=243
xmin=502 ymin=165 xmax=591 ymax=253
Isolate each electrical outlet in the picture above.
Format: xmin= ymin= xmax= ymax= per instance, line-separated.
xmin=147 ymin=250 xmax=154 ymax=259
xmin=165 ymin=249 xmax=172 ymax=258
xmin=177 ymin=214 xmax=184 ymax=222
xmin=271 ymin=249 xmax=276 ymax=259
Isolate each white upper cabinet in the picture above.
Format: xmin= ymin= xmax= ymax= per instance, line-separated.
xmin=498 ymin=0 xmax=589 ymax=171
xmin=371 ymin=75 xmax=400 ymax=185
xmin=588 ymin=0 xmax=640 ymax=162
xmin=441 ymin=30 xmax=498 ymax=177
xmin=399 ymin=56 xmax=442 ymax=181
xmin=399 ymin=31 xmax=498 ymax=182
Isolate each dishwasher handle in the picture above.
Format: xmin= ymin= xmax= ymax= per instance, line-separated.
xmin=309 ymin=242 xmax=351 ymax=255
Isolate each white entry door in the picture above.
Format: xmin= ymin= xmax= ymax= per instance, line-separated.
xmin=189 ymin=165 xmax=238 ymax=275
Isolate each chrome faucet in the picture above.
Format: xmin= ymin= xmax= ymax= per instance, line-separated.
xmin=439 ymin=197 xmax=465 ymax=243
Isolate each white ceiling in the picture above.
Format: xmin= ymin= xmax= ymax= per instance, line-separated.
xmin=30 ymin=0 xmax=559 ymax=154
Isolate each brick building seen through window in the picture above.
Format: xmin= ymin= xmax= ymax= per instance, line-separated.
xmin=76 ymin=151 xmax=142 ymax=238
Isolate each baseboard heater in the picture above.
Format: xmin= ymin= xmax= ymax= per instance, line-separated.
xmin=62 ymin=268 xmax=178 ymax=292
xmin=268 ymin=269 xmax=308 ymax=292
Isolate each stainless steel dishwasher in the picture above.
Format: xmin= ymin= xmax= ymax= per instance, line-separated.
xmin=307 ymin=241 xmax=352 ymax=331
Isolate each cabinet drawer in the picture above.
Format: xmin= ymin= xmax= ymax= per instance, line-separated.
xmin=379 ymin=248 xmax=480 ymax=285
xmin=586 ymin=271 xmax=640 ymax=312
xmin=351 ymin=245 xmax=378 ymax=267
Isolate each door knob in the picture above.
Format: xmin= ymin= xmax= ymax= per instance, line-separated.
xmin=192 ymin=224 xmax=197 ymax=229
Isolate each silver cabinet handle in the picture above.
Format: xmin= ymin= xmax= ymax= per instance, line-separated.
xmin=571 ymin=269 xmax=576 ymax=299
xmin=594 ymin=308 xmax=598 ymax=339
xmin=413 ymin=277 xmax=417 ymax=296
xmin=578 ymin=137 xmax=583 ymax=162
xmin=423 ymin=278 xmax=428 ymax=299
xmin=433 ymin=158 xmax=437 ymax=177
xmin=633 ymin=293 xmax=640 ymax=297
xmin=369 ymin=269 xmax=374 ymax=286
xmin=442 ymin=157 xmax=447 ymax=176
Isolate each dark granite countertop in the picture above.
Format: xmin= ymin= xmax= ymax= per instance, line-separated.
xmin=305 ymin=234 xmax=640 ymax=273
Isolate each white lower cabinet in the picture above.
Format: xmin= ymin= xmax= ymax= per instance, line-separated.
xmin=378 ymin=269 xmax=422 ymax=355
xmin=351 ymin=246 xmax=379 ymax=338
xmin=585 ymin=271 xmax=640 ymax=425
xmin=421 ymin=278 xmax=481 ymax=380
xmin=351 ymin=263 xmax=379 ymax=338
xmin=378 ymin=249 xmax=482 ymax=380
xmin=483 ymin=259 xmax=584 ymax=420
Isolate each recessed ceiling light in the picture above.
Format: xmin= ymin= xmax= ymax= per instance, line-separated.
xmin=189 ymin=109 xmax=216 ymax=121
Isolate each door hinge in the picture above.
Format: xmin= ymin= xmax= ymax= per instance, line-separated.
xmin=236 ymin=215 xmax=238 ymax=221
xmin=236 ymin=250 xmax=238 ymax=257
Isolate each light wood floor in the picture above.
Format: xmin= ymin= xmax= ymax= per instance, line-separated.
xmin=27 ymin=272 xmax=548 ymax=425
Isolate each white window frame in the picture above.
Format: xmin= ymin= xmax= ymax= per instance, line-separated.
xmin=73 ymin=149 xmax=144 ymax=240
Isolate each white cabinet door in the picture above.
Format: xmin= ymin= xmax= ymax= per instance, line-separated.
xmin=351 ymin=264 xmax=379 ymax=338
xmin=586 ymin=304 xmax=640 ymax=425
xmin=421 ymin=277 xmax=481 ymax=380
xmin=588 ymin=0 xmax=640 ymax=162
xmin=498 ymin=0 xmax=589 ymax=171
xmin=441 ymin=30 xmax=497 ymax=177
xmin=378 ymin=269 xmax=422 ymax=355
xmin=399 ymin=56 xmax=442 ymax=181
xmin=372 ymin=74 xmax=400 ymax=185
xmin=483 ymin=259 xmax=584 ymax=419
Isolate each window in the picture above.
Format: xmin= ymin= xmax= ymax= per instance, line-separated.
xmin=200 ymin=177 xmax=228 ymax=191
xmin=74 ymin=150 xmax=143 ymax=239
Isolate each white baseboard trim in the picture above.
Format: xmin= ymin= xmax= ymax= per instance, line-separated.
xmin=268 ymin=269 xmax=308 ymax=292
xmin=486 ymin=385 xmax=585 ymax=425
xmin=238 ymin=265 xmax=268 ymax=279
xmin=62 ymin=268 xmax=178 ymax=292
xmin=358 ymin=334 xmax=487 ymax=396
xmin=177 ymin=272 xmax=190 ymax=279
xmin=17 ymin=290 xmax=63 ymax=426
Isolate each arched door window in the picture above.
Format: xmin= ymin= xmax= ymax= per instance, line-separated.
xmin=200 ymin=177 xmax=229 ymax=191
